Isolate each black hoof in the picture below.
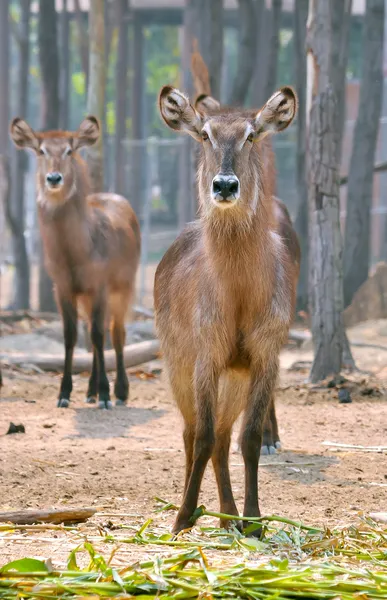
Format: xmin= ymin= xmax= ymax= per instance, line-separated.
xmin=85 ymin=396 xmax=97 ymax=404
xmin=57 ymin=398 xmax=70 ymax=408
xmin=243 ymin=522 xmax=263 ymax=538
xmin=98 ymin=399 xmax=113 ymax=410
xmin=261 ymin=444 xmax=276 ymax=455
xmin=115 ymin=398 xmax=127 ymax=407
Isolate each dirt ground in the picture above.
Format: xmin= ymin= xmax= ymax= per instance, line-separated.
xmin=0 ymin=334 xmax=386 ymax=567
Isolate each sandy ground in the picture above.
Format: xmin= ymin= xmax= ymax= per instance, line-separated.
xmin=0 ymin=335 xmax=386 ymax=567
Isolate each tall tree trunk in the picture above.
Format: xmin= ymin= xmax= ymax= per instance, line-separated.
xmin=0 ymin=0 xmax=9 ymax=155
xmin=343 ymin=0 xmax=384 ymax=307
xmin=250 ymin=0 xmax=267 ymax=108
xmin=131 ymin=13 xmax=145 ymax=218
xmin=114 ymin=0 xmax=129 ymax=196
xmin=38 ymin=0 xmax=60 ymax=312
xmin=59 ymin=0 xmax=70 ymax=129
xmin=331 ymin=0 xmax=352 ymax=163
xmin=307 ymin=0 xmax=355 ymax=383
xmin=293 ymin=0 xmax=308 ymax=313
xmin=264 ymin=0 xmax=282 ymax=101
xmin=190 ymin=0 xmax=223 ymax=101
xmin=9 ymin=0 xmax=31 ymax=309
xmin=228 ymin=0 xmax=257 ymax=106
xmin=74 ymin=0 xmax=89 ymax=90
xmin=86 ymin=0 xmax=105 ymax=193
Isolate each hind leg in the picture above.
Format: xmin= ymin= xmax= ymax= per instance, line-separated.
xmin=86 ymin=348 xmax=98 ymax=404
xmin=110 ymin=292 xmax=131 ymax=406
xmin=261 ymin=397 xmax=281 ymax=455
xmin=90 ymin=294 xmax=111 ymax=410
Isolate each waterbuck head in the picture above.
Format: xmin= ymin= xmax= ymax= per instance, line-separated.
xmin=159 ymin=86 xmax=297 ymax=218
xmin=10 ymin=116 xmax=100 ymax=207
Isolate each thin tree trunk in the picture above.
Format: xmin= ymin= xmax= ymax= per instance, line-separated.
xmin=114 ymin=0 xmax=129 ymax=196
xmin=191 ymin=0 xmax=223 ymax=101
xmin=74 ymin=0 xmax=89 ymax=89
xmin=86 ymin=0 xmax=105 ymax=193
xmin=343 ymin=0 xmax=384 ymax=307
xmin=264 ymin=0 xmax=282 ymax=101
xmin=293 ymin=0 xmax=308 ymax=313
xmin=0 ymin=0 xmax=9 ymax=155
xmin=250 ymin=0 xmax=267 ymax=108
xmin=9 ymin=0 xmax=31 ymax=309
xmin=38 ymin=0 xmax=60 ymax=312
xmin=59 ymin=0 xmax=70 ymax=129
xmin=228 ymin=0 xmax=257 ymax=106
xmin=307 ymin=0 xmax=354 ymax=383
xmin=131 ymin=13 xmax=145 ymax=218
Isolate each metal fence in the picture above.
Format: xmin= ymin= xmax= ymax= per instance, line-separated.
xmin=1 ymin=122 xmax=387 ymax=311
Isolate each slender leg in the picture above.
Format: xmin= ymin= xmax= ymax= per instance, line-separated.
xmin=86 ymin=347 xmax=98 ymax=404
xmin=270 ymin=400 xmax=281 ymax=450
xmin=212 ymin=428 xmax=239 ymax=529
xmin=182 ymin=423 xmax=195 ymax=494
xmin=90 ymin=298 xmax=111 ymax=410
xmin=173 ymin=361 xmax=218 ymax=534
xmin=111 ymin=318 xmax=129 ymax=406
xmin=240 ymin=359 xmax=278 ymax=537
xmin=58 ymin=296 xmax=77 ymax=408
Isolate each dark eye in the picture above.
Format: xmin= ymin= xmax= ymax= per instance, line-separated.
xmin=65 ymin=147 xmax=72 ymax=156
xmin=202 ymin=131 xmax=209 ymax=141
xmin=39 ymin=148 xmax=45 ymax=156
xmin=247 ymin=133 xmax=254 ymax=143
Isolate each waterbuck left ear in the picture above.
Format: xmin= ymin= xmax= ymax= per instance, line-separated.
xmin=254 ymin=87 xmax=297 ymax=137
xmin=74 ymin=115 xmax=100 ymax=150
xmin=159 ymin=86 xmax=203 ymax=141
xmin=194 ymin=93 xmax=221 ymax=115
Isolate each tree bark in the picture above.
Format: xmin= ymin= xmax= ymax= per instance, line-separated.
xmin=9 ymin=0 xmax=31 ymax=310
xmin=0 ymin=507 xmax=96 ymax=525
xmin=38 ymin=0 xmax=60 ymax=312
xmin=293 ymin=0 xmax=308 ymax=313
xmin=264 ymin=0 xmax=282 ymax=101
xmin=228 ymin=0 xmax=257 ymax=106
xmin=0 ymin=0 xmax=9 ymax=155
xmin=74 ymin=0 xmax=89 ymax=90
xmin=114 ymin=0 xmax=129 ymax=196
xmin=250 ymin=0 xmax=267 ymax=108
xmin=307 ymin=0 xmax=354 ymax=383
xmin=59 ymin=0 xmax=70 ymax=129
xmin=343 ymin=0 xmax=384 ymax=307
xmin=131 ymin=13 xmax=145 ymax=218
xmin=86 ymin=0 xmax=105 ymax=193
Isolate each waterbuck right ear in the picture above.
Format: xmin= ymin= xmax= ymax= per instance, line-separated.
xmin=10 ymin=118 xmax=39 ymax=151
xmin=74 ymin=115 xmax=100 ymax=150
xmin=159 ymin=86 xmax=203 ymax=140
xmin=194 ymin=94 xmax=221 ymax=115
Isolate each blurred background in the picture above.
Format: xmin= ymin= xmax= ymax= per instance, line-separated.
xmin=0 ymin=0 xmax=384 ymax=315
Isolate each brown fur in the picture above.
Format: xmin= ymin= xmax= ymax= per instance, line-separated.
xmin=10 ymin=116 xmax=141 ymax=409
xmin=155 ymin=86 xmax=299 ymax=534
xmin=190 ymin=50 xmax=300 ymax=454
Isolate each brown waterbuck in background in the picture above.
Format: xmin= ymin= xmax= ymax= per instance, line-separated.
xmin=10 ymin=117 xmax=140 ymax=410
xmin=190 ymin=47 xmax=300 ymax=455
xmin=155 ymin=84 xmax=299 ymax=535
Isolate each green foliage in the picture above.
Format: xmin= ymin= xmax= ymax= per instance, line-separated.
xmin=72 ymin=71 xmax=86 ymax=98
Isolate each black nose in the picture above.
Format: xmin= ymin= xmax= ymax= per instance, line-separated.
xmin=212 ymin=175 xmax=240 ymax=201
xmin=46 ymin=172 xmax=63 ymax=186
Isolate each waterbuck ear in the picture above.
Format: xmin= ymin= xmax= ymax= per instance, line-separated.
xmin=194 ymin=94 xmax=221 ymax=115
xmin=10 ymin=118 xmax=39 ymax=151
xmin=159 ymin=86 xmax=202 ymax=140
xmin=255 ymin=87 xmax=297 ymax=137
xmin=74 ymin=115 xmax=100 ymax=149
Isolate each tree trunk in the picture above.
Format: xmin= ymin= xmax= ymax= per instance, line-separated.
xmin=330 ymin=0 xmax=352 ymax=163
xmin=74 ymin=0 xmax=89 ymax=90
xmin=228 ymin=0 xmax=257 ymax=106
xmin=293 ymin=0 xmax=308 ymax=313
xmin=86 ymin=0 xmax=105 ymax=193
xmin=131 ymin=13 xmax=145 ymax=218
xmin=264 ymin=0 xmax=282 ymax=101
xmin=59 ymin=0 xmax=70 ymax=129
xmin=114 ymin=0 xmax=129 ymax=196
xmin=0 ymin=0 xmax=9 ymax=155
xmin=307 ymin=0 xmax=354 ymax=383
xmin=250 ymin=0 xmax=267 ymax=108
xmin=343 ymin=0 xmax=384 ymax=307
xmin=38 ymin=0 xmax=60 ymax=312
xmin=190 ymin=0 xmax=223 ymax=101
xmin=9 ymin=0 xmax=31 ymax=310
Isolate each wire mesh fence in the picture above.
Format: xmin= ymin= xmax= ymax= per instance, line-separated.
xmin=1 ymin=123 xmax=387 ymax=311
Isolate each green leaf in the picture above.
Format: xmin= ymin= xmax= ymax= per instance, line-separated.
xmin=1 ymin=557 xmax=49 ymax=573
xmin=190 ymin=505 xmax=206 ymax=524
xmin=239 ymin=537 xmax=266 ymax=551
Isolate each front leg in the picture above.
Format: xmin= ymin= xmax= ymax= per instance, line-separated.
xmin=90 ymin=296 xmax=111 ymax=410
xmin=173 ymin=360 xmax=219 ymax=534
xmin=240 ymin=358 xmax=279 ymax=536
xmin=261 ymin=397 xmax=281 ymax=455
xmin=58 ymin=295 xmax=78 ymax=408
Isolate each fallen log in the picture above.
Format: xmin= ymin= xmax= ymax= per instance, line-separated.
xmin=287 ymin=329 xmax=387 ymax=352
xmin=0 ymin=339 xmax=160 ymax=373
xmin=0 ymin=507 xmax=97 ymax=525
xmin=0 ymin=306 xmax=153 ymax=323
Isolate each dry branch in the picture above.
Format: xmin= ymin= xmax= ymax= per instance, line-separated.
xmin=0 ymin=506 xmax=97 ymax=525
xmin=0 ymin=340 xmax=160 ymax=373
